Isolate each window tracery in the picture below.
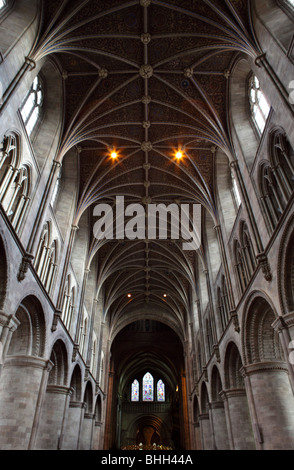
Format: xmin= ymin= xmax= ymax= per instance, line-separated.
xmin=20 ymin=75 xmax=44 ymax=136
xmin=260 ymin=130 xmax=294 ymax=231
xmin=34 ymin=222 xmax=58 ymax=294
xmin=0 ymin=135 xmax=30 ymax=232
xmin=249 ymin=75 xmax=270 ymax=134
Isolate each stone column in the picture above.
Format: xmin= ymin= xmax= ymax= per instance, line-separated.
xmin=194 ymin=423 xmax=202 ymax=450
xmin=34 ymin=385 xmax=73 ymax=450
xmin=241 ymin=362 xmax=294 ymax=450
xmin=209 ymin=401 xmax=230 ymax=450
xmin=104 ymin=369 xmax=115 ymax=450
xmin=180 ymin=372 xmax=191 ymax=450
xmin=62 ymin=401 xmax=86 ymax=450
xmin=272 ymin=313 xmax=294 ymax=390
xmin=199 ymin=413 xmax=213 ymax=450
xmin=93 ymin=421 xmax=102 ymax=450
xmin=220 ymin=389 xmax=255 ymax=450
xmin=0 ymin=356 xmax=52 ymax=450
xmin=0 ymin=312 xmax=20 ymax=376
xmin=80 ymin=412 xmax=95 ymax=450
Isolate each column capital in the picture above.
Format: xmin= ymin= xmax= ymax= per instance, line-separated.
xmin=255 ymin=52 xmax=266 ymax=67
xmin=210 ymin=401 xmax=225 ymax=410
xmin=230 ymin=160 xmax=238 ymax=170
xmin=272 ymin=312 xmax=294 ymax=332
xmin=199 ymin=413 xmax=209 ymax=421
xmin=220 ymin=388 xmax=247 ymax=401
xmin=0 ymin=312 xmax=20 ymax=331
xmin=25 ymin=56 xmax=36 ymax=70
xmin=53 ymin=160 xmax=62 ymax=169
xmin=240 ymin=361 xmax=289 ymax=377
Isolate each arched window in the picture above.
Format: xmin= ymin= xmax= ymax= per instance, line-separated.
xmin=271 ymin=130 xmax=294 ymax=201
xmin=79 ymin=312 xmax=88 ymax=357
xmin=217 ymin=281 xmax=230 ymax=333
xmin=143 ymin=372 xmax=154 ymax=402
xmin=241 ymin=223 xmax=257 ymax=280
xmin=131 ymin=379 xmax=139 ymax=402
xmin=34 ymin=222 xmax=58 ymax=294
xmin=286 ymin=0 xmax=294 ymax=8
xmin=50 ymin=167 xmax=62 ymax=209
xmin=235 ymin=239 xmax=247 ymax=293
xmin=206 ymin=317 xmax=213 ymax=357
xmin=157 ymin=380 xmax=165 ymax=402
xmin=260 ymin=164 xmax=284 ymax=230
xmin=197 ymin=340 xmax=202 ymax=373
xmin=0 ymin=1 xmax=7 ymax=11
xmin=20 ymin=75 xmax=44 ymax=136
xmin=249 ymin=75 xmax=270 ymax=134
xmin=61 ymin=276 xmax=75 ymax=330
xmin=90 ymin=335 xmax=97 ymax=376
xmin=0 ymin=135 xmax=30 ymax=232
xmin=43 ymin=240 xmax=57 ymax=293
xmin=231 ymin=169 xmax=242 ymax=209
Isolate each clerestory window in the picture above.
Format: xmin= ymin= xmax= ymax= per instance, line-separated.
xmin=20 ymin=75 xmax=44 ymax=136
xmin=249 ymin=75 xmax=270 ymax=134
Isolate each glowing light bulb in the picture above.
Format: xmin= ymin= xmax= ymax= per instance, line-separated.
xmin=111 ymin=150 xmax=118 ymax=159
xmin=127 ymin=294 xmax=132 ymax=298
xmin=163 ymin=294 xmax=167 ymax=298
xmin=176 ymin=150 xmax=183 ymax=160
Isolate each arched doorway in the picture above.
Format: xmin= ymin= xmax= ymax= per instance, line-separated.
xmin=104 ymin=320 xmax=187 ymax=450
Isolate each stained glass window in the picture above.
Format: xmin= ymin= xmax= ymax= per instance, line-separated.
xmin=157 ymin=380 xmax=165 ymax=402
xmin=131 ymin=379 xmax=139 ymax=402
xmin=143 ymin=372 xmax=154 ymax=401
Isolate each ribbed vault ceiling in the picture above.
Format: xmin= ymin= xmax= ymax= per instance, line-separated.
xmin=36 ymin=0 xmax=261 ymax=337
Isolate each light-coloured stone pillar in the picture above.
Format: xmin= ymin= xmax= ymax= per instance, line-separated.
xmin=194 ymin=423 xmax=202 ymax=450
xmin=210 ymin=401 xmax=230 ymax=450
xmin=199 ymin=413 xmax=213 ymax=450
xmin=220 ymin=389 xmax=255 ymax=450
xmin=272 ymin=313 xmax=294 ymax=390
xmin=0 ymin=312 xmax=20 ymax=376
xmin=93 ymin=421 xmax=102 ymax=450
xmin=34 ymin=385 xmax=72 ymax=450
xmin=80 ymin=412 xmax=95 ymax=450
xmin=62 ymin=401 xmax=86 ymax=450
xmin=241 ymin=362 xmax=294 ymax=450
xmin=0 ymin=356 xmax=52 ymax=450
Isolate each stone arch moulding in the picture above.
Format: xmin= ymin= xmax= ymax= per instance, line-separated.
xmin=109 ymin=308 xmax=186 ymax=347
xmin=228 ymin=54 xmax=259 ymax=172
xmin=223 ymin=340 xmax=245 ymax=391
xmin=0 ymin=230 xmax=9 ymax=311
xmin=277 ymin=213 xmax=294 ymax=315
xmin=8 ymin=294 xmax=46 ymax=358
xmin=240 ymin=290 xmax=282 ymax=365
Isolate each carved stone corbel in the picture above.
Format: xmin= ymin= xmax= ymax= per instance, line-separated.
xmin=230 ymin=310 xmax=240 ymax=333
xmin=257 ymin=253 xmax=272 ymax=282
xmin=51 ymin=309 xmax=62 ymax=332
xmin=17 ymin=253 xmax=34 ymax=282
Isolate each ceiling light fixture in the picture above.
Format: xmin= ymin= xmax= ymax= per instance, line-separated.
xmin=175 ymin=150 xmax=183 ymax=160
